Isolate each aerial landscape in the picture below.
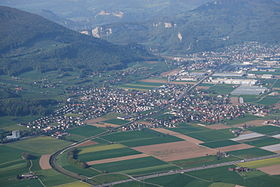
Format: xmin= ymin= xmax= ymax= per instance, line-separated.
xmin=0 ymin=0 xmax=280 ymax=186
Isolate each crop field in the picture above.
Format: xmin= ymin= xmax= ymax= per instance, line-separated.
xmin=0 ymin=145 xmax=25 ymax=163
xmin=67 ymin=125 xmax=106 ymax=138
xmin=242 ymin=136 xmax=280 ymax=147
xmin=101 ymin=118 xmax=129 ymax=125
xmin=56 ymin=181 xmax=91 ymax=187
xmin=37 ymin=169 xmax=76 ymax=187
xmin=7 ymin=136 xmax=71 ymax=155
xmin=249 ymin=125 xmax=280 ymax=136
xmin=146 ymin=173 xmax=211 ymax=187
xmin=119 ymin=81 xmax=163 ymax=90
xmin=169 ymin=124 xmax=207 ymax=132
xmin=201 ymin=140 xmax=240 ymax=148
xmin=257 ymin=95 xmax=280 ymax=105
xmin=223 ymin=114 xmax=260 ymax=126
xmin=79 ymin=144 xmax=125 ymax=154
xmin=238 ymin=157 xmax=280 ymax=168
xmin=171 ymin=155 xmax=239 ymax=169
xmin=92 ymin=157 xmax=167 ymax=173
xmin=78 ymin=147 xmax=141 ymax=162
xmin=228 ymin=148 xmax=276 ymax=159
xmin=208 ymin=84 xmax=235 ymax=95
xmin=121 ymin=164 xmax=179 ymax=175
xmin=100 ymin=129 xmax=183 ymax=147
xmin=188 ymin=165 xmax=280 ymax=187
xmin=186 ymin=129 xmax=235 ymax=142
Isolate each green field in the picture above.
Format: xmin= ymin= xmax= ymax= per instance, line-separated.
xmin=257 ymin=96 xmax=280 ymax=105
xmin=100 ymin=128 xmax=183 ymax=147
xmin=188 ymin=165 xmax=280 ymax=187
xmin=242 ymin=136 xmax=280 ymax=147
xmin=92 ymin=157 xmax=166 ymax=173
xmin=201 ymin=140 xmax=240 ymax=148
xmin=208 ymin=84 xmax=235 ymax=95
xmin=78 ymin=147 xmax=141 ymax=162
xmin=186 ymin=129 xmax=235 ymax=142
xmin=223 ymin=115 xmax=260 ymax=126
xmin=238 ymin=157 xmax=280 ymax=168
xmin=37 ymin=169 xmax=76 ymax=186
xmin=101 ymin=119 xmax=129 ymax=125
xmin=249 ymin=125 xmax=280 ymax=136
xmin=79 ymin=144 xmax=125 ymax=154
xmin=0 ymin=145 xmax=25 ymax=163
xmin=7 ymin=136 xmax=71 ymax=155
xmin=0 ymin=116 xmax=39 ymax=130
xmin=56 ymin=181 xmax=91 ymax=187
xmin=122 ymin=164 xmax=179 ymax=176
xmin=119 ymin=81 xmax=163 ymax=90
xmin=67 ymin=125 xmax=106 ymax=138
xmin=228 ymin=148 xmax=276 ymax=159
xmin=146 ymin=173 xmax=211 ymax=187
xmin=91 ymin=174 xmax=129 ymax=185
xmin=171 ymin=155 xmax=239 ymax=169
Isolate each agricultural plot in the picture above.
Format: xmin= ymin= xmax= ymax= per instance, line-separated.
xmin=171 ymin=155 xmax=239 ymax=169
xmin=78 ymin=147 xmax=141 ymax=162
xmin=201 ymin=140 xmax=240 ymax=148
xmin=208 ymin=84 xmax=235 ymax=95
xmin=100 ymin=128 xmax=183 ymax=147
xmin=238 ymin=157 xmax=280 ymax=168
xmin=79 ymin=144 xmax=125 ymax=155
xmin=242 ymin=137 xmax=280 ymax=147
xmin=228 ymin=148 xmax=276 ymax=159
xmin=121 ymin=164 xmax=179 ymax=175
xmin=249 ymin=125 xmax=280 ymax=136
xmin=67 ymin=125 xmax=106 ymax=138
xmin=91 ymin=174 xmax=129 ymax=185
xmin=186 ymin=129 xmax=236 ymax=142
xmin=37 ymin=169 xmax=76 ymax=187
xmin=56 ymin=181 xmax=91 ymax=187
xmin=119 ymin=81 xmax=163 ymax=90
xmin=189 ymin=165 xmax=280 ymax=187
xmin=0 ymin=145 xmax=25 ymax=163
xmin=101 ymin=118 xmax=129 ymax=125
xmin=257 ymin=96 xmax=280 ymax=105
xmin=261 ymin=143 xmax=280 ymax=152
xmin=7 ymin=136 xmax=71 ymax=155
xmin=91 ymin=157 xmax=166 ymax=173
xmin=145 ymin=173 xmax=211 ymax=187
xmin=231 ymin=132 xmax=264 ymax=141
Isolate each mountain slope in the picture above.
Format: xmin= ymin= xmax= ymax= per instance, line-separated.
xmin=92 ymin=0 xmax=280 ymax=54
xmin=0 ymin=6 xmax=151 ymax=75
xmin=0 ymin=0 xmax=211 ymax=30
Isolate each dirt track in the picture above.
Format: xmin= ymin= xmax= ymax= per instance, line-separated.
xmin=39 ymin=154 xmax=52 ymax=170
xmin=133 ymin=141 xmax=216 ymax=161
xmin=87 ymin=154 xmax=149 ymax=165
xmin=152 ymin=128 xmax=203 ymax=144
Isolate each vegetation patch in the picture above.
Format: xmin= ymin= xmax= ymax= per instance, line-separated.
xmin=242 ymin=136 xmax=280 ymax=147
xmin=238 ymin=157 xmax=280 ymax=168
xmin=228 ymin=147 xmax=276 ymax=159
xmin=79 ymin=144 xmax=125 ymax=155
xmin=67 ymin=125 xmax=106 ymax=138
xmin=249 ymin=125 xmax=280 ymax=136
xmin=186 ymin=129 xmax=235 ymax=142
xmin=92 ymin=157 xmax=166 ymax=173
xmin=201 ymin=140 xmax=240 ymax=148
xmin=101 ymin=119 xmax=129 ymax=125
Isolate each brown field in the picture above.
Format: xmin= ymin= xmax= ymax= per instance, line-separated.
xmin=217 ymin=144 xmax=254 ymax=152
xmin=39 ymin=154 xmax=52 ymax=170
xmin=231 ymin=97 xmax=241 ymax=105
xmin=196 ymin=86 xmax=210 ymax=90
xmin=85 ymin=117 xmax=106 ymax=125
xmin=205 ymin=124 xmax=232 ymax=130
xmin=161 ymin=69 xmax=181 ymax=77
xmin=86 ymin=154 xmax=149 ymax=165
xmin=233 ymin=120 xmax=267 ymax=128
xmin=91 ymin=123 xmax=119 ymax=128
xmin=141 ymin=79 xmax=196 ymax=85
xmin=152 ymin=128 xmax=203 ymax=144
xmin=75 ymin=140 xmax=97 ymax=147
xmin=258 ymin=164 xmax=280 ymax=175
xmin=133 ymin=141 xmax=216 ymax=161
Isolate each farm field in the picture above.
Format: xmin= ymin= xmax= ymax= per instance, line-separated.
xmin=228 ymin=147 xmax=276 ymax=159
xmin=242 ymin=136 xmax=280 ymax=147
xmin=121 ymin=164 xmax=179 ymax=175
xmin=56 ymin=181 xmax=91 ymax=187
xmin=189 ymin=165 xmax=280 ymax=187
xmin=91 ymin=174 xmax=129 ymax=185
xmin=185 ymin=129 xmax=236 ymax=142
xmin=249 ymin=125 xmax=280 ymax=136
xmin=100 ymin=129 xmax=183 ymax=147
xmin=171 ymin=155 xmax=239 ymax=169
xmin=7 ymin=136 xmax=71 ymax=155
xmin=79 ymin=144 xmax=125 ymax=154
xmin=238 ymin=157 xmax=280 ymax=168
xmin=67 ymin=125 xmax=106 ymax=138
xmin=78 ymin=147 xmax=141 ymax=162
xmin=208 ymin=84 xmax=235 ymax=95
xmin=201 ymin=140 xmax=240 ymax=148
xmin=91 ymin=157 xmax=167 ymax=173
xmin=101 ymin=118 xmax=129 ymax=125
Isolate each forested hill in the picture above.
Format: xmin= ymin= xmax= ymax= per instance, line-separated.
xmin=0 ymin=6 xmax=152 ymax=75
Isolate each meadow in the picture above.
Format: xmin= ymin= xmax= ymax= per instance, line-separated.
xmin=67 ymin=125 xmax=106 ymax=138
xmin=243 ymin=136 xmax=280 ymax=147
xmin=201 ymin=140 xmax=240 ymax=148
xmin=228 ymin=148 xmax=276 ymax=159
xmin=249 ymin=125 xmax=280 ymax=136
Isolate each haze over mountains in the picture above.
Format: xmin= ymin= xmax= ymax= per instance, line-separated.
xmin=0 ymin=6 xmax=151 ymax=76
xmin=0 ymin=0 xmax=279 ymax=57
